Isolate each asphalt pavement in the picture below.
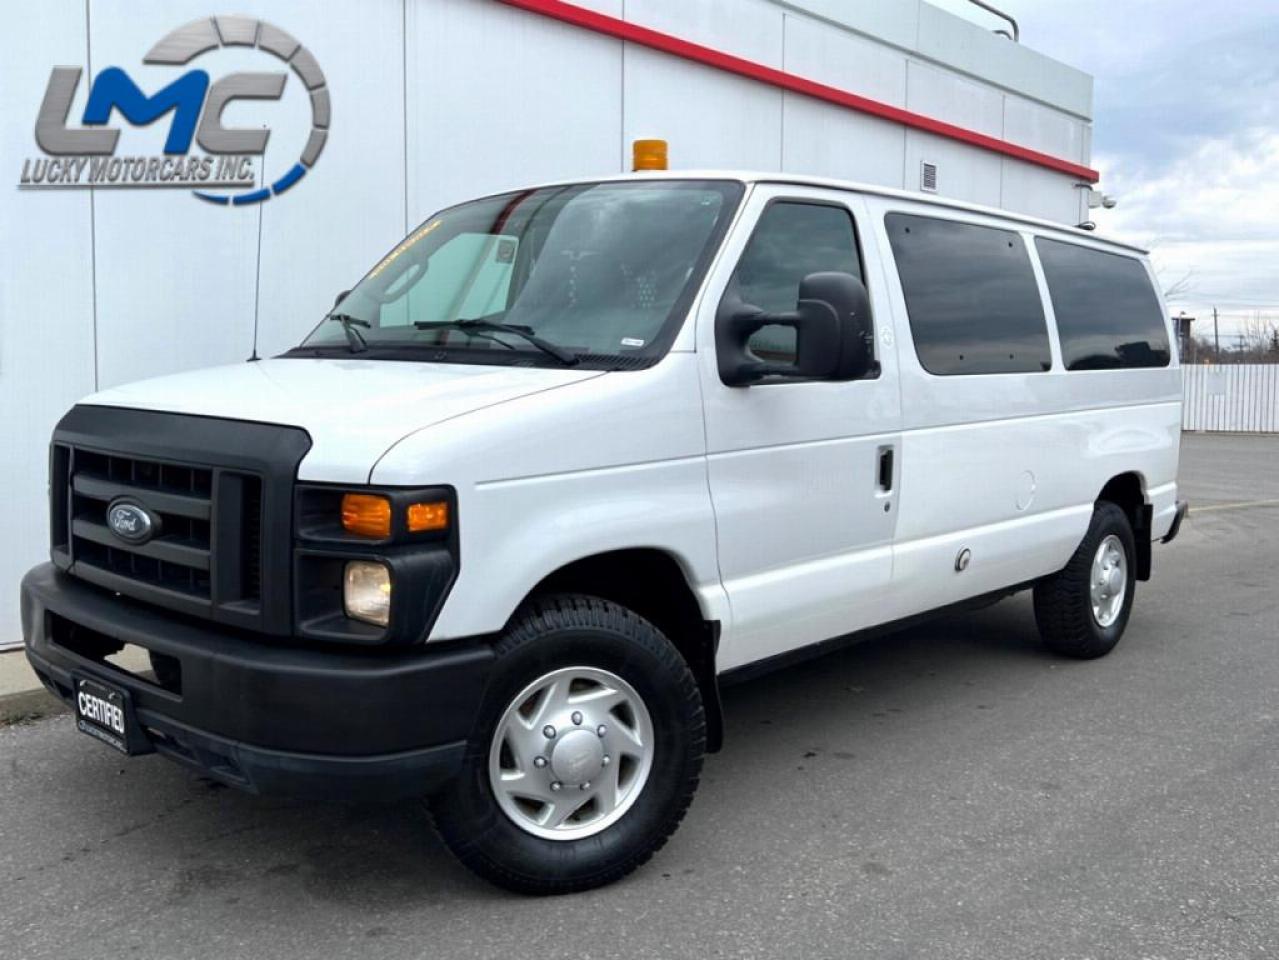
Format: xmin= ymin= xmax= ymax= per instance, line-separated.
xmin=2 ymin=432 xmax=1276 ymax=959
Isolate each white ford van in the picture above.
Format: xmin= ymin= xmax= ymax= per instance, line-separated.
xmin=22 ymin=170 xmax=1186 ymax=893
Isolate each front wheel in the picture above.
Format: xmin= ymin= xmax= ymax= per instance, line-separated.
xmin=431 ymin=594 xmax=705 ymax=894
xmin=1033 ymin=501 xmax=1137 ymax=659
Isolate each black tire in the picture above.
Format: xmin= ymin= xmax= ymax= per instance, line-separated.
xmin=431 ymin=594 xmax=706 ymax=894
xmin=1034 ymin=501 xmax=1137 ymax=659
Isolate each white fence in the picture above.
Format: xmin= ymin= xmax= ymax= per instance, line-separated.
xmin=1183 ymin=364 xmax=1279 ymax=433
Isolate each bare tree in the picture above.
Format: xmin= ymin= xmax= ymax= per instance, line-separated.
xmin=1241 ymin=312 xmax=1278 ymax=354
xmin=1160 ymin=269 xmax=1195 ymax=302
xmin=1190 ymin=334 xmax=1221 ymax=364
xmin=1226 ymin=312 xmax=1279 ymax=364
xmin=1146 ymin=242 xmax=1195 ymax=303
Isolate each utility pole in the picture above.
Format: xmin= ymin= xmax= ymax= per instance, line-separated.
xmin=1213 ymin=306 xmax=1220 ymax=357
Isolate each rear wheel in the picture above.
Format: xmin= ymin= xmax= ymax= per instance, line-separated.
xmin=1034 ymin=501 xmax=1137 ymax=659
xmin=431 ymin=594 xmax=705 ymax=894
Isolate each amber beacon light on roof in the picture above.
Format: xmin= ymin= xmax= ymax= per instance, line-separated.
xmin=632 ymin=138 xmax=668 ymax=171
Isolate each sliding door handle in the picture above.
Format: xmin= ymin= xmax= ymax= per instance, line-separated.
xmin=877 ymin=446 xmax=894 ymax=492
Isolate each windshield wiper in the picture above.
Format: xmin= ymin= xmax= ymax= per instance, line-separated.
xmin=327 ymin=312 xmax=369 ymax=354
xmin=413 ymin=318 xmax=579 ymax=366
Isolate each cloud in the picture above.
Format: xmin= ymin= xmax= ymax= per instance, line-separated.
xmin=1094 ymin=129 xmax=1279 ymax=327
xmin=1102 ymin=130 xmax=1279 ymax=244
xmin=929 ymin=0 xmax=1278 ymax=333
xmin=1093 ymin=26 xmax=1279 ymax=170
xmin=997 ymin=0 xmax=1279 ymax=334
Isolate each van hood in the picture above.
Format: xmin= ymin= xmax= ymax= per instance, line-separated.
xmin=82 ymin=357 xmax=605 ymax=483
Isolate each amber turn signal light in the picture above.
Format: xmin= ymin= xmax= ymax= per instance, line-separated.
xmin=407 ymin=500 xmax=449 ymax=533
xmin=341 ymin=493 xmax=392 ymax=538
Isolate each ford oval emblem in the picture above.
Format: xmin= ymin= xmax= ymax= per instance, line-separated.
xmin=106 ymin=500 xmax=155 ymax=545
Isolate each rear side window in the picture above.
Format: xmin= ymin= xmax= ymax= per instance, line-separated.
xmin=886 ymin=213 xmax=1050 ymax=375
xmin=1035 ymin=239 xmax=1171 ymax=370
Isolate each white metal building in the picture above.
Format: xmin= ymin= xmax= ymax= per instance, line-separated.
xmin=0 ymin=0 xmax=1096 ymax=647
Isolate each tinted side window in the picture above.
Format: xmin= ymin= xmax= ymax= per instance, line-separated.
xmin=886 ymin=213 xmax=1050 ymax=375
xmin=1035 ymin=239 xmax=1170 ymax=370
xmin=729 ymin=202 xmax=863 ymax=364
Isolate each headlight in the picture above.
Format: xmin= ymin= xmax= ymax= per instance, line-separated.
xmin=344 ymin=560 xmax=392 ymax=626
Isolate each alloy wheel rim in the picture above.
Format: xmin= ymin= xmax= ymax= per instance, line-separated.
xmin=1090 ymin=533 xmax=1127 ymax=628
xmin=488 ymin=666 xmax=654 ymax=841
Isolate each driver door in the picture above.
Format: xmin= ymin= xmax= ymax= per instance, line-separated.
xmin=696 ymin=186 xmax=902 ymax=671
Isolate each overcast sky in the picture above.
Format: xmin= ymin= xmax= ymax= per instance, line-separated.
xmin=932 ymin=0 xmax=1279 ymax=340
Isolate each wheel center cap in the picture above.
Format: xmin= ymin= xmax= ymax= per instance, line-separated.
xmin=549 ymin=729 xmax=604 ymax=785
xmin=1107 ymin=568 xmax=1123 ymax=592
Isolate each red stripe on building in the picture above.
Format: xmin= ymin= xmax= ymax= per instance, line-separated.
xmin=496 ymin=0 xmax=1101 ymax=184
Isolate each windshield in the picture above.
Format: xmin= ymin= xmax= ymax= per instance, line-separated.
xmin=293 ymin=179 xmax=744 ymax=368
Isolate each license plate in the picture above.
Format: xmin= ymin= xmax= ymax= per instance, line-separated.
xmin=73 ymin=676 xmax=135 ymax=754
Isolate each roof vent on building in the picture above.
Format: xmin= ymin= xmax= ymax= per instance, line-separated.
xmin=920 ymin=161 xmax=938 ymax=193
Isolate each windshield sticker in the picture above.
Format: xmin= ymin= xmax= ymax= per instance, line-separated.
xmin=621 ymin=337 xmax=645 ymax=348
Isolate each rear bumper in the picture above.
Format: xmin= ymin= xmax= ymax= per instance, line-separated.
xmin=21 ymin=563 xmax=492 ymax=801
xmin=1162 ymin=499 xmax=1189 ymax=544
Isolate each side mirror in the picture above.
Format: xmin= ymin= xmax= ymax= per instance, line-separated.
xmin=716 ymin=271 xmax=873 ymax=386
xmin=334 ymin=289 xmax=350 ymax=309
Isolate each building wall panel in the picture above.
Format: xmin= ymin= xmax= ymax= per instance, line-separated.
xmin=87 ymin=2 xmax=260 ymax=388
xmin=623 ymin=48 xmax=784 ymax=171
xmin=782 ymin=96 xmax=906 ymax=187
xmin=915 ymin=1 xmax=1092 ymax=119
xmin=783 ymin=11 xmax=907 ymax=106
xmin=1000 ymin=156 xmax=1084 ymax=224
xmin=622 ymin=0 xmax=784 ymax=172
xmin=1004 ymin=92 xmax=1087 ymax=164
xmin=904 ymin=129 xmax=1001 ymax=206
xmin=406 ymin=0 xmax=623 ymax=223
xmin=776 ymin=0 xmax=920 ymax=52
xmin=906 ymin=59 xmax=1002 ymax=137
xmin=0 ymin=0 xmax=97 ymax=650
xmin=626 ymin=0 xmax=783 ymax=66
xmin=255 ymin=1 xmax=406 ymax=358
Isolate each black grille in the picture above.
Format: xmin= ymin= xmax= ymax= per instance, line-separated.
xmin=242 ymin=479 xmax=263 ymax=602
xmin=69 ymin=450 xmax=215 ymax=600
xmin=57 ymin=445 xmax=265 ymax=616
xmin=51 ymin=406 xmax=311 ymax=636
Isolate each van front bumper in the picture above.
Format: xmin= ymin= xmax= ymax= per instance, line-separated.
xmin=20 ymin=562 xmax=493 ymax=801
